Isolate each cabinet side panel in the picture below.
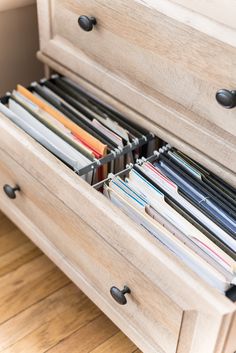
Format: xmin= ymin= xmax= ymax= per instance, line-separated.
xmin=223 ymin=312 xmax=236 ymax=353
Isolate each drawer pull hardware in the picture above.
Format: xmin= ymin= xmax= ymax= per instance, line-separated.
xmin=78 ymin=15 xmax=97 ymax=32
xmin=110 ymin=285 xmax=131 ymax=305
xmin=3 ymin=185 xmax=20 ymax=199
xmin=215 ymin=89 xmax=236 ymax=109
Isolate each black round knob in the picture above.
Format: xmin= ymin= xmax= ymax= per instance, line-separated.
xmin=110 ymin=285 xmax=131 ymax=305
xmin=78 ymin=15 xmax=97 ymax=32
xmin=215 ymin=89 xmax=236 ymax=109
xmin=3 ymin=184 xmax=20 ymax=199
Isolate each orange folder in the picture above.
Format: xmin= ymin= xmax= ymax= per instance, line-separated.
xmin=17 ymin=85 xmax=107 ymax=157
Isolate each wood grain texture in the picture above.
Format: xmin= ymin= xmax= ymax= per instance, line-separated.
xmin=168 ymin=0 xmax=236 ymax=30
xmin=3 ymin=1 xmax=236 ymax=347
xmin=0 ymin=112 xmax=235 ymax=352
xmin=222 ymin=312 xmax=236 ymax=353
xmin=0 ymin=283 xmax=99 ymax=351
xmin=89 ymin=331 xmax=138 ymax=353
xmin=176 ymin=311 xmax=198 ymax=353
xmin=0 ymin=214 xmax=137 ymax=353
xmin=0 ymin=229 xmax=29 ymax=256
xmin=46 ymin=315 xmax=119 ymax=353
xmin=0 ymin=197 xmax=155 ymax=353
xmin=0 ymin=145 xmax=182 ymax=353
xmin=37 ymin=0 xmax=236 ymax=175
xmin=0 ymin=256 xmax=69 ymax=325
xmin=0 ymin=216 xmax=16 ymax=236
xmin=0 ymin=241 xmax=42 ymax=277
xmin=1 ymin=300 xmax=104 ymax=353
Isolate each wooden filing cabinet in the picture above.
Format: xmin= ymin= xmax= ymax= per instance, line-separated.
xmin=0 ymin=1 xmax=235 ymax=352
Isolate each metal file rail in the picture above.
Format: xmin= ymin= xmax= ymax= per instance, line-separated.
xmin=92 ymin=145 xmax=170 ymax=189
xmin=78 ymin=131 xmax=155 ymax=177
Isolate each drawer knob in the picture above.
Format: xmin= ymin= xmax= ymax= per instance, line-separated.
xmin=110 ymin=285 xmax=131 ymax=305
xmin=78 ymin=15 xmax=97 ymax=32
xmin=3 ymin=184 xmax=20 ymax=199
xmin=216 ymin=89 xmax=236 ymax=109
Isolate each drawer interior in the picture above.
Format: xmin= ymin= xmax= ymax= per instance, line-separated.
xmin=0 ymin=74 xmax=236 ymax=303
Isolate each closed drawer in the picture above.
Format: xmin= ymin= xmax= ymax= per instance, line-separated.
xmin=168 ymin=0 xmax=236 ymax=31
xmin=38 ymin=0 xmax=236 ymax=174
xmin=0 ymin=105 xmax=236 ymax=353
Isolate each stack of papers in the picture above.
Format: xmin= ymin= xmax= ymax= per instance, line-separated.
xmin=104 ymin=156 xmax=236 ymax=293
xmin=0 ymin=76 xmax=155 ymax=184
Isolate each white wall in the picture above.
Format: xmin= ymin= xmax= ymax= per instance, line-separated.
xmin=0 ymin=0 xmax=35 ymax=12
xmin=0 ymin=3 xmax=43 ymax=96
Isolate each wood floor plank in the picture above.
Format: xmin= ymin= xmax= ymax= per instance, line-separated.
xmin=0 ymin=242 xmax=42 ymax=277
xmin=0 ymin=229 xmax=29 ymax=256
xmin=1 ymin=302 xmax=103 ymax=353
xmin=89 ymin=331 xmax=137 ymax=353
xmin=0 ymin=214 xmax=139 ymax=353
xmin=0 ymin=257 xmax=69 ymax=324
xmin=0 ymin=255 xmax=58 ymax=297
xmin=0 ymin=212 xmax=8 ymax=221
xmin=0 ymin=217 xmax=16 ymax=237
xmin=45 ymin=315 xmax=119 ymax=353
xmin=0 ymin=283 xmax=100 ymax=351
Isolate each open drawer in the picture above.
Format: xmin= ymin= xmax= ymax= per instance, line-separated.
xmin=0 ymin=140 xmax=182 ymax=353
xmin=0 ymin=93 xmax=235 ymax=353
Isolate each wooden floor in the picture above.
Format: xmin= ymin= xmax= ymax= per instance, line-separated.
xmin=0 ymin=212 xmax=140 ymax=353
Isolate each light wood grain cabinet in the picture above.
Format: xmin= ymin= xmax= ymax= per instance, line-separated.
xmin=0 ymin=0 xmax=235 ymax=352
xmin=168 ymin=0 xmax=236 ymax=31
xmin=0 ymin=107 xmax=235 ymax=353
xmin=38 ymin=0 xmax=236 ymax=176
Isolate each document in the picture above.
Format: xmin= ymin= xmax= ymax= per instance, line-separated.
xmin=16 ymin=85 xmax=107 ymax=157
xmin=155 ymin=159 xmax=236 ymax=235
xmin=40 ymin=82 xmax=131 ymax=142
xmin=104 ymin=182 xmax=234 ymax=292
xmin=59 ymin=76 xmax=145 ymax=139
xmin=166 ymin=150 xmax=236 ymax=212
xmin=126 ymin=169 xmax=236 ymax=275
xmin=92 ymin=119 xmax=124 ymax=147
xmin=12 ymin=90 xmax=95 ymax=160
xmin=172 ymin=149 xmax=236 ymax=202
xmin=0 ymin=100 xmax=93 ymax=183
xmin=32 ymin=83 xmax=120 ymax=150
xmin=136 ymin=162 xmax=236 ymax=252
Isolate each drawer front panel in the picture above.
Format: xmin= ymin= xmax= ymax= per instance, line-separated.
xmin=0 ymin=113 xmax=235 ymax=353
xmin=169 ymin=0 xmax=236 ymax=31
xmin=0 ymin=144 xmax=182 ymax=353
xmin=38 ymin=0 xmax=236 ymax=174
